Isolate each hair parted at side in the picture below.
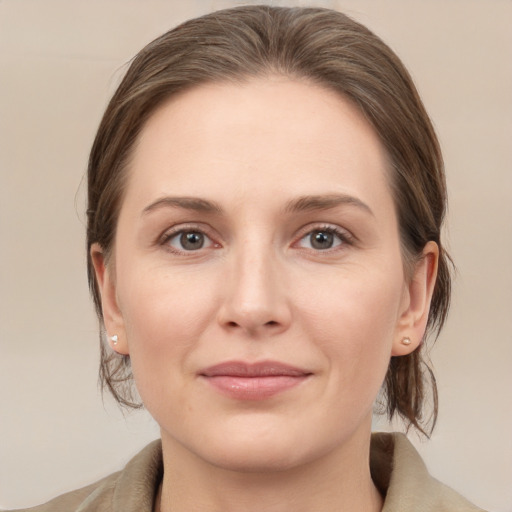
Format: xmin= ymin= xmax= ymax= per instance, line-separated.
xmin=87 ymin=5 xmax=451 ymax=435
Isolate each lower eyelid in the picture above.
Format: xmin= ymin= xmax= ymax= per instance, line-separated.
xmin=299 ymin=234 xmax=341 ymax=249
xmin=157 ymin=224 xmax=353 ymax=252
xmin=160 ymin=226 xmax=223 ymax=254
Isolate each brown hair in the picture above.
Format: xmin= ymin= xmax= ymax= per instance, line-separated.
xmin=87 ymin=5 xmax=451 ymax=435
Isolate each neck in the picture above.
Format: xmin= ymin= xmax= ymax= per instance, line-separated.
xmin=157 ymin=426 xmax=383 ymax=512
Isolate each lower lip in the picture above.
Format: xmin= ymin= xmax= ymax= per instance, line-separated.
xmin=202 ymin=375 xmax=309 ymax=400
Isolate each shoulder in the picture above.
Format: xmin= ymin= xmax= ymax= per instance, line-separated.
xmin=2 ymin=474 xmax=118 ymax=512
xmin=2 ymin=440 xmax=162 ymax=512
xmin=371 ymin=432 xmax=487 ymax=512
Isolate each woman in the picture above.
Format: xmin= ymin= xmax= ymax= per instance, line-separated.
xmin=6 ymin=5 xmax=486 ymax=512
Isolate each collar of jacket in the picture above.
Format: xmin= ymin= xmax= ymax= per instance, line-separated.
xmin=29 ymin=432 xmax=484 ymax=512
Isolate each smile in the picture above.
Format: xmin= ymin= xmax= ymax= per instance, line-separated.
xmin=199 ymin=361 xmax=312 ymax=400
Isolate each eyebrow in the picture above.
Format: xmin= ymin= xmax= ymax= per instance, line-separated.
xmin=141 ymin=193 xmax=373 ymax=217
xmin=284 ymin=194 xmax=374 ymax=216
xmin=142 ymin=196 xmax=223 ymax=216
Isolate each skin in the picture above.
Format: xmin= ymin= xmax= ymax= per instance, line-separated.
xmin=92 ymin=77 xmax=438 ymax=512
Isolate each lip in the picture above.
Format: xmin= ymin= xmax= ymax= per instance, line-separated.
xmin=199 ymin=361 xmax=312 ymax=400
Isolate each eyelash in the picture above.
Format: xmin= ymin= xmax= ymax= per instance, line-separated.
xmin=159 ymin=224 xmax=219 ymax=254
xmin=294 ymin=224 xmax=354 ymax=253
xmin=159 ymin=224 xmax=354 ymax=255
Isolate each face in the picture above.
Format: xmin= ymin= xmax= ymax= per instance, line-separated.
xmin=94 ymin=77 xmax=435 ymax=472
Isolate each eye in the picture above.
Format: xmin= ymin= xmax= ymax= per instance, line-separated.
xmin=165 ymin=230 xmax=215 ymax=252
xmin=297 ymin=227 xmax=346 ymax=251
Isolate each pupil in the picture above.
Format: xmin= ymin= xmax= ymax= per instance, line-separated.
xmin=181 ymin=232 xmax=204 ymax=250
xmin=311 ymin=231 xmax=333 ymax=250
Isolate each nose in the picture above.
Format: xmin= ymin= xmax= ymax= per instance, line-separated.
xmin=217 ymin=244 xmax=292 ymax=337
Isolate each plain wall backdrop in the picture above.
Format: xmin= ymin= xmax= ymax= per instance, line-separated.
xmin=1 ymin=0 xmax=511 ymax=510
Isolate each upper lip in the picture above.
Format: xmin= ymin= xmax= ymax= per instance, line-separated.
xmin=199 ymin=361 xmax=312 ymax=378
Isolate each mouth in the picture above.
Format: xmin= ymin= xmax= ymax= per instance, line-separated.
xmin=199 ymin=361 xmax=312 ymax=400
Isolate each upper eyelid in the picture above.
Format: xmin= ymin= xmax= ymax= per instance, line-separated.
xmin=158 ymin=223 xmax=217 ymax=242
xmin=155 ymin=221 xmax=355 ymax=248
xmin=294 ymin=223 xmax=355 ymax=241
xmin=291 ymin=228 xmax=355 ymax=258
xmin=159 ymin=226 xmax=220 ymax=255
xmin=163 ymin=229 xmax=212 ymax=242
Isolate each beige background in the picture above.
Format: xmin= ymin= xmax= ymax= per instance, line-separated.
xmin=1 ymin=0 xmax=511 ymax=510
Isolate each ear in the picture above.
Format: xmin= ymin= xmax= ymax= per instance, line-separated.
xmin=90 ymin=243 xmax=129 ymax=355
xmin=392 ymin=241 xmax=439 ymax=356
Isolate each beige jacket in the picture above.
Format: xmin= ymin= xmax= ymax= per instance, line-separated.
xmin=6 ymin=433 xmax=485 ymax=512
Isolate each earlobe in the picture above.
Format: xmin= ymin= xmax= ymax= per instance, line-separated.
xmin=90 ymin=243 xmax=129 ymax=355
xmin=392 ymin=241 xmax=439 ymax=356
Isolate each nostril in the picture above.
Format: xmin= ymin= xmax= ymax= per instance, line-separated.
xmin=225 ymin=320 xmax=279 ymax=329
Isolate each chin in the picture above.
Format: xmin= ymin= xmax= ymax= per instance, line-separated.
xmin=181 ymin=418 xmax=338 ymax=474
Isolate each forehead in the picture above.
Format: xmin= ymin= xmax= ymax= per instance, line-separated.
xmin=125 ymin=77 xmax=392 ymax=215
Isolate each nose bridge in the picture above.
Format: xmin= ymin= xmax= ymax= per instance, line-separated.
xmin=236 ymin=238 xmax=275 ymax=307
xmin=219 ymin=234 xmax=290 ymax=334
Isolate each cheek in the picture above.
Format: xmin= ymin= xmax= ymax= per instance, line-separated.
xmin=116 ymin=265 xmax=220 ymax=388
xmin=120 ymin=261 xmax=216 ymax=330
xmin=300 ymin=262 xmax=403 ymax=335
xmin=297 ymin=265 xmax=403 ymax=378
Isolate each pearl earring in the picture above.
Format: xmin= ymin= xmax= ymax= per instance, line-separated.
xmin=401 ymin=336 xmax=412 ymax=346
xmin=109 ymin=334 xmax=118 ymax=345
